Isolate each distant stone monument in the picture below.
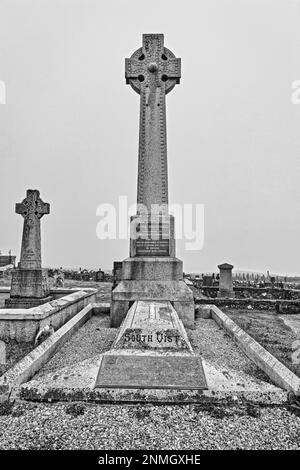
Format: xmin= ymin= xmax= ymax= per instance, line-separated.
xmin=110 ymin=34 xmax=194 ymax=328
xmin=5 ymin=189 xmax=52 ymax=308
xmin=55 ymin=267 xmax=65 ymax=287
xmin=0 ymin=250 xmax=16 ymax=267
xmin=217 ymin=263 xmax=234 ymax=298
xmin=202 ymin=275 xmax=213 ymax=287
xmin=95 ymin=268 xmax=105 ymax=282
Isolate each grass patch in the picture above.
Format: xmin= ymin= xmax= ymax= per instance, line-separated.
xmin=224 ymin=308 xmax=300 ymax=377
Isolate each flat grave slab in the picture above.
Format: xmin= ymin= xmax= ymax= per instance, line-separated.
xmin=95 ymin=354 xmax=207 ymax=389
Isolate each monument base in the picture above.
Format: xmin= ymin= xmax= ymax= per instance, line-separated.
xmin=10 ymin=268 xmax=50 ymax=298
xmin=111 ymin=279 xmax=194 ymax=329
xmin=122 ymin=256 xmax=183 ymax=281
xmin=5 ymin=296 xmax=53 ymax=309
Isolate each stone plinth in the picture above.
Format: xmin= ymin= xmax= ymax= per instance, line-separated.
xmin=217 ymin=262 xmax=234 ymax=298
xmin=5 ymin=296 xmax=52 ymax=309
xmin=122 ymin=256 xmax=183 ymax=281
xmin=5 ymin=268 xmax=51 ymax=309
xmin=10 ymin=268 xmax=49 ymax=298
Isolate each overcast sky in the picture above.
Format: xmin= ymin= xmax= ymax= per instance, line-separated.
xmin=0 ymin=0 xmax=299 ymax=274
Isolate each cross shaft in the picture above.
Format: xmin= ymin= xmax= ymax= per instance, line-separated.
xmin=125 ymin=34 xmax=181 ymax=213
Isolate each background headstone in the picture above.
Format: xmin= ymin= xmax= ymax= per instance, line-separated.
xmin=217 ymin=263 xmax=234 ymax=298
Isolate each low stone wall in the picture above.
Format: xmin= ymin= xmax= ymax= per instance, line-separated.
xmin=198 ymin=285 xmax=300 ymax=300
xmin=0 ymin=288 xmax=97 ymax=342
xmin=0 ymin=304 xmax=96 ymax=400
xmin=196 ymin=297 xmax=300 ymax=313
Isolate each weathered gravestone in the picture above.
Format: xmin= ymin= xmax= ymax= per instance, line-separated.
xmin=110 ymin=34 xmax=194 ymax=329
xmin=5 ymin=189 xmax=52 ymax=308
xmin=95 ymin=269 xmax=105 ymax=282
xmin=203 ymin=275 xmax=213 ymax=287
xmin=217 ymin=262 xmax=234 ymax=298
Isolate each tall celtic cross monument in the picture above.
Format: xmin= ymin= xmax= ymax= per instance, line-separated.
xmin=5 ymin=189 xmax=52 ymax=308
xmin=126 ymin=33 xmax=180 ymax=257
xmin=125 ymin=33 xmax=180 ymax=212
xmin=110 ymin=34 xmax=194 ymax=328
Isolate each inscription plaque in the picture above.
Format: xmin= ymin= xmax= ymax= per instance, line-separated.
xmin=135 ymin=216 xmax=170 ymax=256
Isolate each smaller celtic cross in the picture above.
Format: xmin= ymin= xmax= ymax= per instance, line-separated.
xmin=16 ymin=189 xmax=50 ymax=269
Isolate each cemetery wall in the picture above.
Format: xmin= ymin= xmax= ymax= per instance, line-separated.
xmin=196 ymin=297 xmax=300 ymax=313
xmin=0 ymin=288 xmax=97 ymax=342
xmin=200 ymin=286 xmax=300 ymax=300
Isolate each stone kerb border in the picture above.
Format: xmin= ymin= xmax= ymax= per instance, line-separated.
xmin=0 ymin=303 xmax=97 ymax=401
xmin=0 ymin=288 xmax=97 ymax=342
xmin=207 ymin=304 xmax=300 ymax=394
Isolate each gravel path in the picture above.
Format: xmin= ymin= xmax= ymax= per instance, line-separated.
xmin=0 ymin=402 xmax=299 ymax=450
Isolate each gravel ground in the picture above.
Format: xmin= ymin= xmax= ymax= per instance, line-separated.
xmin=2 ymin=288 xmax=298 ymax=449
xmin=189 ymin=317 xmax=270 ymax=383
xmin=35 ymin=315 xmax=115 ymax=377
xmin=0 ymin=402 xmax=299 ymax=450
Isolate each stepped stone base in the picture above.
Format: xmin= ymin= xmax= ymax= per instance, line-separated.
xmin=111 ymin=280 xmax=194 ymax=328
xmin=10 ymin=268 xmax=50 ymax=298
xmin=122 ymin=256 xmax=183 ymax=281
xmin=4 ymin=296 xmax=52 ymax=309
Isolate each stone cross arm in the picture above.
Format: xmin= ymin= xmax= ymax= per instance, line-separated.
xmin=125 ymin=57 xmax=181 ymax=81
xmin=16 ymin=189 xmax=50 ymax=220
xmin=125 ymin=34 xmax=181 ymax=94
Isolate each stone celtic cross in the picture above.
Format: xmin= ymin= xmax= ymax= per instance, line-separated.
xmin=125 ymin=34 xmax=181 ymax=214
xmin=16 ymin=189 xmax=50 ymax=269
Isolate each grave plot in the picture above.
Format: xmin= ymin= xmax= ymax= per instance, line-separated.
xmin=11 ymin=302 xmax=291 ymax=405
